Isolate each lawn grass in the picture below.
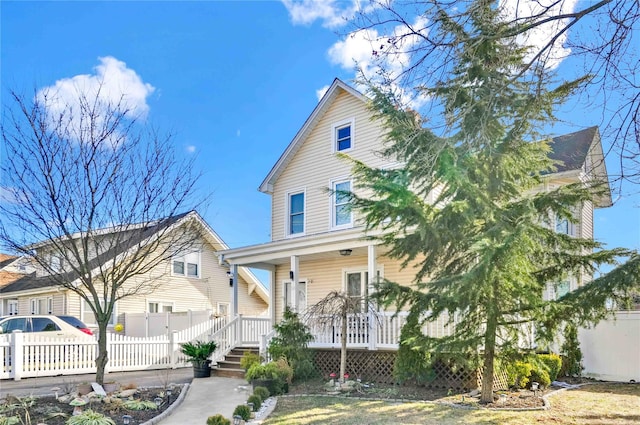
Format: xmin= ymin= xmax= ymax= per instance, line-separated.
xmin=263 ymin=383 xmax=640 ymax=425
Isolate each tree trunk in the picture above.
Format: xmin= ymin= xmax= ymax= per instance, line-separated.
xmin=340 ymin=311 xmax=348 ymax=383
xmin=95 ymin=321 xmax=109 ymax=384
xmin=480 ymin=312 xmax=498 ymax=403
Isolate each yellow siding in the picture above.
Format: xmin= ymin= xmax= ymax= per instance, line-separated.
xmin=273 ymin=254 xmax=418 ymax=322
xmin=272 ymin=90 xmax=386 ymax=240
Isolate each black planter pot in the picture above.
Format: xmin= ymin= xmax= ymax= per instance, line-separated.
xmin=193 ymin=361 xmax=211 ymax=378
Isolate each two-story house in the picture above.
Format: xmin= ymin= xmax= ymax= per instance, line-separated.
xmin=0 ymin=211 xmax=269 ymax=334
xmin=218 ymin=79 xmax=611 ymax=352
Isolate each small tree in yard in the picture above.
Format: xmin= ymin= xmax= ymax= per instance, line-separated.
xmin=305 ymin=291 xmax=378 ymax=383
xmin=0 ymin=86 xmax=204 ymax=384
xmin=346 ymin=2 xmax=640 ymax=403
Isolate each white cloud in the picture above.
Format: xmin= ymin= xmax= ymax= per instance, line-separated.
xmin=186 ymin=145 xmax=196 ymax=154
xmin=499 ymin=0 xmax=578 ymax=69
xmin=327 ymin=17 xmax=430 ymax=109
xmin=36 ymin=57 xmax=155 ymax=145
xmin=281 ymin=0 xmax=361 ymax=28
xmin=316 ymin=85 xmax=330 ymax=101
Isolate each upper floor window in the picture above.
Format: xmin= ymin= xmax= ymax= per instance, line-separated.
xmin=289 ymin=191 xmax=305 ymax=235
xmin=50 ymin=255 xmax=61 ymax=273
xmin=173 ymin=251 xmax=200 ymax=278
xmin=555 ymin=214 xmax=574 ymax=236
xmin=332 ymin=118 xmax=354 ymax=152
xmin=332 ymin=180 xmax=352 ymax=228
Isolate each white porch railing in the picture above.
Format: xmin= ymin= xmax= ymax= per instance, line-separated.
xmin=306 ymin=311 xmax=458 ymax=350
xmin=0 ymin=315 xmax=269 ymax=381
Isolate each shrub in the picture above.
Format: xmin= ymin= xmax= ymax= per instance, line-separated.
xmin=538 ymin=353 xmax=562 ymax=382
xmin=247 ymin=394 xmax=262 ymax=411
xmin=206 ymin=414 xmax=230 ymax=425
xmin=506 ymin=361 xmax=533 ymax=389
xmin=66 ymin=410 xmax=116 ymax=425
xmin=233 ymin=404 xmax=251 ymax=421
xmin=529 ymin=365 xmax=551 ymax=388
xmin=253 ymin=386 xmax=270 ymax=400
xmin=123 ymin=399 xmax=158 ymax=410
xmin=240 ymin=352 xmax=261 ymax=371
xmin=561 ymin=324 xmax=583 ymax=377
xmin=268 ymin=308 xmax=315 ymax=382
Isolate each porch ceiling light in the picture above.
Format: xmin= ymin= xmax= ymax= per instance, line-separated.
xmin=339 ymin=249 xmax=353 ymax=256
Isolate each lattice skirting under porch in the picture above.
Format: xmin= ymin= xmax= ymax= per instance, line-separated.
xmin=312 ymin=349 xmax=508 ymax=391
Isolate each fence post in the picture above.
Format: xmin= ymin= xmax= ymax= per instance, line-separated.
xmin=237 ymin=314 xmax=243 ymax=346
xmin=368 ymin=310 xmax=377 ymax=351
xmin=11 ymin=330 xmax=23 ymax=381
xmin=170 ymin=331 xmax=179 ymax=369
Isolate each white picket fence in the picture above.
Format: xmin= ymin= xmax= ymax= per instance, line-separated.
xmin=0 ymin=315 xmax=270 ymax=380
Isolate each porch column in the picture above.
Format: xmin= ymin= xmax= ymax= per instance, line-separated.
xmin=268 ymin=265 xmax=276 ymax=326
xmin=230 ymin=263 xmax=239 ymax=317
xmin=367 ymin=244 xmax=378 ymax=350
xmin=290 ymin=255 xmax=299 ymax=312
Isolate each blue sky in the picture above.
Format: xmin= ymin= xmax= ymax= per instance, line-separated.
xmin=1 ymin=1 xmax=637 ymax=276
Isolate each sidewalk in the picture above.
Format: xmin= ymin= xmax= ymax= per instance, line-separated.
xmin=158 ymin=376 xmax=250 ymax=424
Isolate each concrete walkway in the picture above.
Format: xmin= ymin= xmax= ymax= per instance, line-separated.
xmin=158 ymin=376 xmax=250 ymax=424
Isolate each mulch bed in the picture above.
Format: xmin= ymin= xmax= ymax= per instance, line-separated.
xmin=1 ymin=387 xmax=182 ymax=425
xmin=289 ymin=378 xmax=576 ymax=409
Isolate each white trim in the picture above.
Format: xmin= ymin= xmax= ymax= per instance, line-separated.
xmin=331 ymin=117 xmax=355 ymax=153
xmin=286 ymin=188 xmax=307 ymax=237
xmin=28 ymin=296 xmax=53 ymax=314
xmin=8 ymin=299 xmax=18 ymax=315
xmin=217 ymin=302 xmax=230 ymax=316
xmin=330 ymin=178 xmax=354 ymax=230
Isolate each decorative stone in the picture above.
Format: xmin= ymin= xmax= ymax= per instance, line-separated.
xmin=118 ymin=389 xmax=138 ymax=398
xmin=91 ymin=383 xmax=107 ymax=396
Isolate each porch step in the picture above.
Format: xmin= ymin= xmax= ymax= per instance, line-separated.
xmin=213 ymin=346 xmax=258 ymax=379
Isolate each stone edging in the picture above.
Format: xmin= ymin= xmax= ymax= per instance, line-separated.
xmin=273 ymin=384 xmax=591 ymax=414
xmin=141 ymin=383 xmax=191 ymax=425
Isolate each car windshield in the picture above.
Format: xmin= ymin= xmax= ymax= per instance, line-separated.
xmin=58 ymin=316 xmax=89 ymax=329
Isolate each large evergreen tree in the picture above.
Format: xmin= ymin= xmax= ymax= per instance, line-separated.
xmin=346 ymin=1 xmax=640 ymax=403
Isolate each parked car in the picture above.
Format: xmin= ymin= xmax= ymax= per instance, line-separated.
xmin=0 ymin=315 xmax=94 ymax=338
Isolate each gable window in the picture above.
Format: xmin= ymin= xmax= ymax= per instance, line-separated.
xmin=284 ymin=280 xmax=307 ymax=311
xmin=288 ymin=191 xmax=305 ymax=235
xmin=172 ymin=251 xmax=200 ymax=278
xmin=332 ymin=118 xmax=354 ymax=152
xmin=332 ymin=180 xmax=352 ymax=228
xmin=50 ymin=255 xmax=61 ymax=273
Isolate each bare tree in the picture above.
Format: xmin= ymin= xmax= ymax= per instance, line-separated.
xmin=304 ymin=291 xmax=379 ymax=383
xmin=351 ymin=0 xmax=639 ymax=192
xmin=0 ymin=87 xmax=205 ymax=383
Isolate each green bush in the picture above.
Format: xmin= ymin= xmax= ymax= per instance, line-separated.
xmin=253 ymin=386 xmax=270 ymax=400
xmin=506 ymin=361 xmax=533 ymax=389
xmin=561 ymin=324 xmax=583 ymax=377
xmin=240 ymin=352 xmax=261 ymax=371
xmin=66 ymin=410 xmax=115 ymax=425
xmin=267 ymin=308 xmax=315 ymax=382
xmin=247 ymin=394 xmax=262 ymax=411
xmin=246 ymin=358 xmax=293 ymax=395
xmin=206 ymin=414 xmax=230 ymax=425
xmin=233 ymin=404 xmax=251 ymax=421
xmin=529 ymin=365 xmax=551 ymax=388
xmin=538 ymin=353 xmax=562 ymax=382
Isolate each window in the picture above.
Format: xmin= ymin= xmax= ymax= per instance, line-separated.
xmin=332 ymin=180 xmax=352 ymax=228
xmin=545 ymin=280 xmax=572 ymax=300
xmin=8 ymin=300 xmax=18 ymax=316
xmin=555 ymin=216 xmax=570 ymax=235
xmin=82 ymin=299 xmax=116 ymax=326
xmin=343 ymin=268 xmax=383 ymax=313
xmin=284 ymin=280 xmax=307 ymax=311
xmin=29 ymin=297 xmax=53 ymax=314
xmin=217 ymin=302 xmax=229 ymax=316
xmin=50 ymin=255 xmax=61 ymax=273
xmin=288 ymin=192 xmax=305 ymax=235
xmin=32 ymin=317 xmax=60 ymax=332
xmin=2 ymin=317 xmax=28 ymax=333
xmin=332 ymin=119 xmax=354 ymax=152
xmin=172 ymin=251 xmax=200 ymax=278
xmin=148 ymin=301 xmax=174 ymax=313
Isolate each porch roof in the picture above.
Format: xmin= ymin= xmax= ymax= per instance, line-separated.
xmin=218 ymin=227 xmax=384 ymax=269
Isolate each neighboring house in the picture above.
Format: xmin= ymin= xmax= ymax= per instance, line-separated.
xmin=218 ymin=78 xmax=611 ymax=349
xmin=0 ymin=211 xmax=269 ymax=332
